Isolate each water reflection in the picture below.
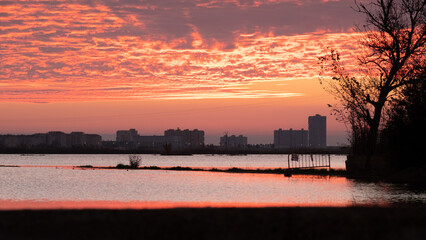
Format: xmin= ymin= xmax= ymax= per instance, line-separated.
xmin=0 ymin=165 xmax=424 ymax=209
xmin=0 ymin=154 xmax=348 ymax=169
xmin=0 ymin=199 xmax=354 ymax=210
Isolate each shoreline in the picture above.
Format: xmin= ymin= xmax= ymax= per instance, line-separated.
xmin=1 ymin=206 xmax=425 ymax=240
xmin=0 ymin=148 xmax=351 ymax=155
xmin=76 ymin=165 xmax=347 ymax=177
xmin=0 ymin=164 xmax=346 ymax=177
xmin=3 ymin=164 xmax=423 ymax=184
xmin=74 ymin=165 xmax=425 ymax=185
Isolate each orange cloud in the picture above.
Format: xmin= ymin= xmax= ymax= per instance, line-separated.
xmin=0 ymin=0 xmax=363 ymax=103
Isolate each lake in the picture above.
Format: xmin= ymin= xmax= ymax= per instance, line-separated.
xmin=0 ymin=154 xmax=424 ymax=209
xmin=0 ymin=154 xmax=347 ymax=169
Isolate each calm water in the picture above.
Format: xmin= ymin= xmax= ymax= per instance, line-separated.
xmin=0 ymin=154 xmax=347 ymax=169
xmin=0 ymin=154 xmax=424 ymax=209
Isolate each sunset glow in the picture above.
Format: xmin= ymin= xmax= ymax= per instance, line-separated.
xmin=0 ymin=0 xmax=364 ymax=143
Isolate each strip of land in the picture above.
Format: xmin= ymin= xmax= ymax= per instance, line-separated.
xmin=0 ymin=207 xmax=424 ymax=240
xmin=76 ymin=165 xmax=347 ymax=177
xmin=0 ymin=163 xmax=345 ymax=176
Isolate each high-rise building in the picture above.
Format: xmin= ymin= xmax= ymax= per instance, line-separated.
xmin=220 ymin=134 xmax=248 ymax=148
xmin=274 ymin=128 xmax=308 ymax=148
xmin=0 ymin=131 xmax=102 ymax=149
xmin=308 ymin=114 xmax=327 ymax=148
xmin=47 ymin=131 xmax=67 ymax=147
xmin=116 ymin=129 xmax=139 ymax=143
xmin=164 ymin=128 xmax=204 ymax=148
xmin=84 ymin=134 xmax=102 ymax=147
xmin=69 ymin=132 xmax=85 ymax=146
xmin=138 ymin=135 xmax=167 ymax=149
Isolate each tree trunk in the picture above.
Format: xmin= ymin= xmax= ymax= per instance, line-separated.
xmin=365 ymin=98 xmax=386 ymax=171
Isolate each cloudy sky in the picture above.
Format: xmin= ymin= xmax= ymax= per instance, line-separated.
xmin=0 ymin=0 xmax=366 ymax=144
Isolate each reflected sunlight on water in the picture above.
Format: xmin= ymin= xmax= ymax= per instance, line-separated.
xmin=0 ymin=155 xmax=424 ymax=209
xmin=0 ymin=154 xmax=348 ymax=169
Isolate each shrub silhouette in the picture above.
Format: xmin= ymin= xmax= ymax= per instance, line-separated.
xmin=129 ymin=155 xmax=141 ymax=168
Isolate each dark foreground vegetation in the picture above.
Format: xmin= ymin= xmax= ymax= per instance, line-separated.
xmin=320 ymin=0 xmax=426 ymax=182
xmin=1 ymin=207 xmax=425 ymax=240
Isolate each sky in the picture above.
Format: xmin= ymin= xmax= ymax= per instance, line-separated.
xmin=0 ymin=0 xmax=366 ymax=145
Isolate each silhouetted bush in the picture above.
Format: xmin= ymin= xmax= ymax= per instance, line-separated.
xmin=116 ymin=163 xmax=127 ymax=169
xmin=129 ymin=155 xmax=141 ymax=168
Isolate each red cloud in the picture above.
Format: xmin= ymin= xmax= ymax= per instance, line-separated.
xmin=0 ymin=0 xmax=364 ymax=103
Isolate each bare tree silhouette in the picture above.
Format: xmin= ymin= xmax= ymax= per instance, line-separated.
xmin=320 ymin=0 xmax=425 ymax=161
